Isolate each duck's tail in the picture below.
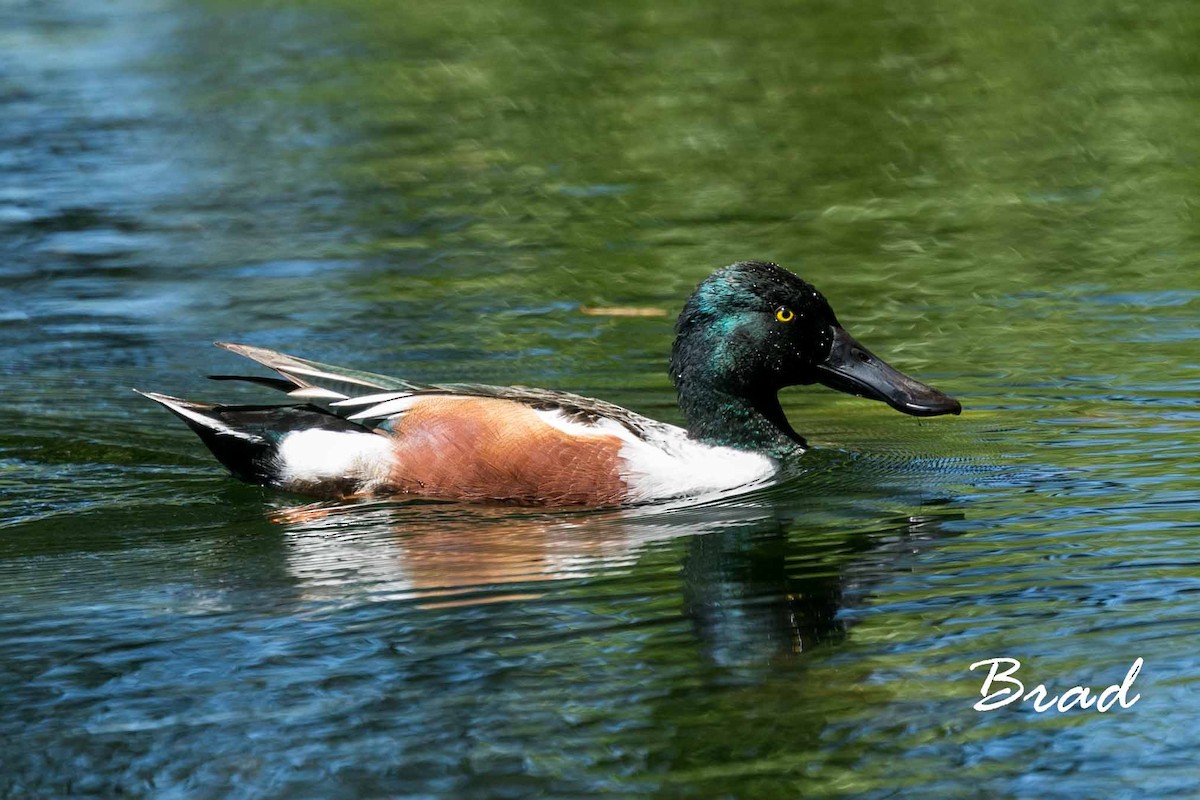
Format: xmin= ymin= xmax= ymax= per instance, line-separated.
xmin=135 ymin=391 xmax=391 ymax=494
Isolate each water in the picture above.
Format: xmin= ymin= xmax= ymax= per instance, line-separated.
xmin=3 ymin=0 xmax=1199 ymax=796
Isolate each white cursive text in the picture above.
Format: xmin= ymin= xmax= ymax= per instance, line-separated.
xmin=969 ymin=657 xmax=1143 ymax=712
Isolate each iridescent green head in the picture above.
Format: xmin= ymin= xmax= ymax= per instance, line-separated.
xmin=670 ymin=261 xmax=960 ymax=454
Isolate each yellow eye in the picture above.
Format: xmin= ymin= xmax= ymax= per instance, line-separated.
xmin=775 ymin=306 xmax=795 ymax=323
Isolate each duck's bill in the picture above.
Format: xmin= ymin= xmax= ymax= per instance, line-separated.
xmin=815 ymin=327 xmax=962 ymax=417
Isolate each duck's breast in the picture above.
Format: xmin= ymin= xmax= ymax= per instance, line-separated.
xmin=616 ymin=431 xmax=780 ymax=503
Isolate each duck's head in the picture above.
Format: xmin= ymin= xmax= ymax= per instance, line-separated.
xmin=670 ymin=261 xmax=960 ymax=454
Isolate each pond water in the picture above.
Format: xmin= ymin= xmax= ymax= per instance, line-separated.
xmin=3 ymin=0 xmax=1199 ymax=796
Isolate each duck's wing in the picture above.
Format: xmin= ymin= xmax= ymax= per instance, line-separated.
xmin=212 ymin=342 xmax=681 ymax=443
xmin=213 ymin=342 xmax=426 ymax=398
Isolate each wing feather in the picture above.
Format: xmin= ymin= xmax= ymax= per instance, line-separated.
xmin=212 ymin=342 xmax=680 ymax=442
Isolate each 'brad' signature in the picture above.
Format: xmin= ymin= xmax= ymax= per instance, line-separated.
xmin=969 ymin=658 xmax=1143 ymax=712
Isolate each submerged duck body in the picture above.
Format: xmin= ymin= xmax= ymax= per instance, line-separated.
xmin=141 ymin=261 xmax=961 ymax=507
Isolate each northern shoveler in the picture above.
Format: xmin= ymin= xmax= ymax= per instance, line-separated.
xmin=140 ymin=261 xmax=960 ymax=506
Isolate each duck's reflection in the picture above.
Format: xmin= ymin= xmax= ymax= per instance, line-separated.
xmin=269 ymin=479 xmax=963 ymax=661
xmin=270 ymin=499 xmax=716 ymax=607
xmin=678 ymin=507 xmax=958 ymax=666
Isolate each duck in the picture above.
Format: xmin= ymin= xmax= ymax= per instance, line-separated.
xmin=139 ymin=261 xmax=961 ymax=507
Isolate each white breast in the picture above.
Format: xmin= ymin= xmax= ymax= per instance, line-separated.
xmin=616 ymin=429 xmax=779 ymax=503
xmin=531 ymin=408 xmax=780 ymax=503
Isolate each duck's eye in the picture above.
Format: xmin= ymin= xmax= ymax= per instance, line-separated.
xmin=775 ymin=306 xmax=795 ymax=323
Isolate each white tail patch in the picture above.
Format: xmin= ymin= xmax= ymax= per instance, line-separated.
xmin=275 ymin=429 xmax=395 ymax=493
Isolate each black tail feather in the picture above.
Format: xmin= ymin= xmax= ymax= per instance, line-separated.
xmin=206 ymin=374 xmax=299 ymax=393
xmin=137 ymin=391 xmax=374 ymax=486
xmin=188 ymin=420 xmax=275 ymax=484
